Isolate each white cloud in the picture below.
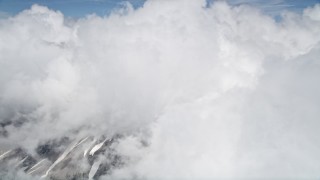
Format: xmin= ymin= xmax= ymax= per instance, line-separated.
xmin=0 ymin=1 xmax=320 ymax=179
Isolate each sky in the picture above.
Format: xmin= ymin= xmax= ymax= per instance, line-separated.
xmin=0 ymin=0 xmax=319 ymax=18
xmin=3 ymin=0 xmax=146 ymax=18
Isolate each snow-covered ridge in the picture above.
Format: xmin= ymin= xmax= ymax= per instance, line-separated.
xmin=0 ymin=135 xmax=125 ymax=179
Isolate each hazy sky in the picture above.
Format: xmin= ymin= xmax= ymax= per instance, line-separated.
xmin=0 ymin=0 xmax=319 ymax=17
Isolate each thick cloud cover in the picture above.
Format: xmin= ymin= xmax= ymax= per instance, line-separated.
xmin=0 ymin=0 xmax=320 ymax=179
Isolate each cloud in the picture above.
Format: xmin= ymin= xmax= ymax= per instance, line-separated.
xmin=0 ymin=0 xmax=320 ymax=179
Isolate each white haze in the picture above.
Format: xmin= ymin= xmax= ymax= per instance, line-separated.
xmin=0 ymin=0 xmax=320 ymax=178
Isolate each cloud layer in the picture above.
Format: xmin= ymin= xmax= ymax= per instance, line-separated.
xmin=0 ymin=0 xmax=320 ymax=179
